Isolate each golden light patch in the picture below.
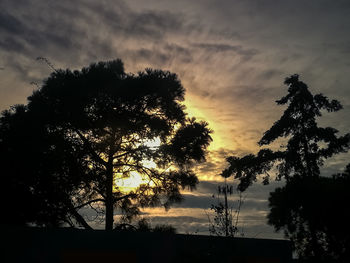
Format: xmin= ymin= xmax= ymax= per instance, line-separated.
xmin=114 ymin=171 xmax=152 ymax=193
xmin=144 ymin=137 xmax=161 ymax=149
xmin=114 ymin=138 xmax=161 ymax=193
xmin=184 ymin=97 xmax=227 ymax=151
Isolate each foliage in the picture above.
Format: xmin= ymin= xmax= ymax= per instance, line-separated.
xmin=222 ymin=149 xmax=279 ymax=191
xmin=0 ymin=59 xmax=212 ymax=229
xmin=268 ymin=165 xmax=350 ymax=261
xmin=113 ymin=218 xmax=177 ymax=234
xmin=223 ymin=74 xmax=350 ymax=191
xmin=0 ymin=105 xmax=89 ymax=227
xmin=209 ymin=201 xmax=236 ymax=237
xmin=208 ymin=184 xmax=243 ymax=237
xmin=222 ymin=74 xmax=350 ymax=259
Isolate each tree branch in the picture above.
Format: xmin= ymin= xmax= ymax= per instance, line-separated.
xmin=66 ymin=200 xmax=93 ymax=230
xmin=73 ymin=128 xmax=108 ymax=166
xmin=74 ymin=198 xmax=105 ymax=210
xmin=113 ymin=193 xmax=136 ymax=202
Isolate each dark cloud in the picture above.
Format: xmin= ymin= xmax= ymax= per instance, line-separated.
xmin=196 ymin=180 xmax=220 ymax=194
xmin=0 ymin=37 xmax=26 ymax=53
xmin=176 ymin=193 xmax=270 ymax=212
xmin=143 ymin=213 xmax=282 ymax=238
xmin=163 ymin=43 xmax=193 ymax=63
xmin=193 ymin=43 xmax=259 ymax=60
xmin=139 ymin=179 xmax=285 ymax=237
xmin=0 ymin=0 xmax=191 ymax=49
xmin=258 ymin=69 xmax=285 ymax=81
xmin=0 ymin=11 xmax=24 ymax=35
xmin=174 ymin=194 xmax=213 ymax=209
xmin=0 ymin=0 xmax=197 ymax=83
xmin=1 ymin=0 xmax=350 ymax=239
xmin=0 ymin=4 xmax=83 ymax=53
xmin=132 ymin=48 xmax=170 ymax=65
xmin=127 ymin=10 xmax=184 ymax=39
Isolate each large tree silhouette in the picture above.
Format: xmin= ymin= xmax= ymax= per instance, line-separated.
xmin=0 ymin=59 xmax=212 ymax=230
xmin=0 ymin=105 xmax=91 ymax=227
xmin=223 ymin=74 xmax=350 ymax=189
xmin=222 ymin=74 xmax=350 ymax=259
xmin=268 ymin=164 xmax=350 ymax=261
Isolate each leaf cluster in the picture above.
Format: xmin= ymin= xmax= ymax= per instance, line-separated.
xmin=268 ymin=166 xmax=350 ymax=261
xmin=0 ymin=59 xmax=212 ymax=228
xmin=223 ymin=74 xmax=350 ymax=191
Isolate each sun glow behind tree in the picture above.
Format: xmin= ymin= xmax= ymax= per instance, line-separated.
xmin=114 ymin=138 xmax=161 ymax=193
xmin=0 ymin=60 xmax=212 ymax=230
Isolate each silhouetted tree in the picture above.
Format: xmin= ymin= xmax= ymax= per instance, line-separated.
xmin=222 ymin=74 xmax=350 ymax=259
xmin=113 ymin=218 xmax=176 ymax=234
xmin=268 ymin=164 xmax=350 ymax=261
xmin=0 ymin=59 xmax=212 ymax=230
xmin=224 ymin=74 xmax=350 ymax=191
xmin=0 ymin=105 xmax=91 ymax=228
xmin=208 ymin=180 xmax=243 ymax=237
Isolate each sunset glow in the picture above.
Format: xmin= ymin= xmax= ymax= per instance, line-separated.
xmin=1 ymin=0 xmax=350 ymax=239
xmin=115 ymin=171 xmax=153 ymax=193
xmin=114 ymin=138 xmax=160 ymax=192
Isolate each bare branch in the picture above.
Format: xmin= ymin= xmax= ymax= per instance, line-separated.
xmin=36 ymin=57 xmax=58 ymax=72
xmin=113 ymin=193 xmax=136 ymax=202
xmin=74 ymin=198 xmax=105 ymax=210
xmin=66 ymin=200 xmax=93 ymax=230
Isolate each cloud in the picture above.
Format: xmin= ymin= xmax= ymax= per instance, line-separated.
xmin=0 ymin=0 xmax=201 ymax=108
xmin=1 ymin=0 xmax=350 ymax=239
xmin=174 ymin=192 xmax=271 ymax=212
xmin=137 ymin=180 xmax=285 ymax=238
xmin=0 ymin=0 xmax=195 ymax=75
xmin=192 ymin=148 xmax=238 ymax=181
xmin=122 ymin=43 xmax=194 ymax=68
xmin=192 ymin=43 xmax=259 ymax=60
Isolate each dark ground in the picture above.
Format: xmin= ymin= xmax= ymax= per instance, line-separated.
xmin=2 ymin=226 xmax=292 ymax=263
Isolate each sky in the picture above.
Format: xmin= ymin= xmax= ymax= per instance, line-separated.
xmin=1 ymin=0 xmax=350 ymax=238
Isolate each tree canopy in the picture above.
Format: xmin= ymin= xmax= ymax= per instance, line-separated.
xmin=223 ymin=74 xmax=350 ymax=191
xmin=268 ymin=164 xmax=350 ymax=261
xmin=0 ymin=59 xmax=212 ymax=230
xmin=222 ymin=74 xmax=350 ymax=260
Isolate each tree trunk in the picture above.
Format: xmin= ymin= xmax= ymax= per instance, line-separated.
xmin=224 ymin=185 xmax=229 ymax=237
xmin=66 ymin=199 xmax=93 ymax=230
xmin=105 ymin=157 xmax=114 ymax=230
